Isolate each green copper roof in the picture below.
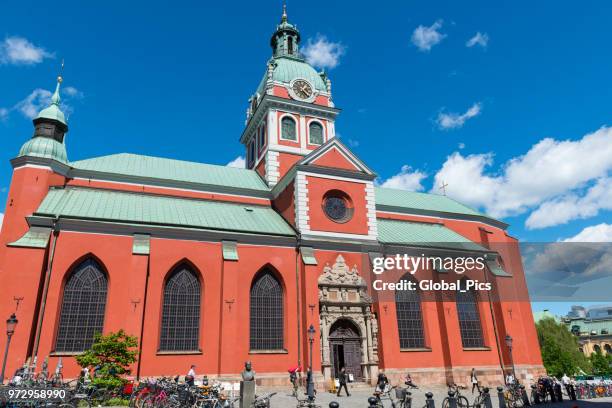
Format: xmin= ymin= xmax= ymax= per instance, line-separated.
xmin=36 ymin=79 xmax=67 ymax=125
xmin=375 ymin=187 xmax=486 ymax=217
xmin=70 ymin=153 xmax=270 ymax=192
xmin=18 ymin=137 xmax=68 ymax=164
xmin=377 ymin=218 xmax=487 ymax=252
xmin=257 ymin=57 xmax=327 ymax=95
xmin=35 ymin=187 xmax=295 ymax=236
xmin=7 ymin=227 xmax=52 ymax=248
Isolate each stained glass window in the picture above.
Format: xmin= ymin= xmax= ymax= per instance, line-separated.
xmin=395 ymin=275 xmax=425 ymax=348
xmin=55 ymin=259 xmax=107 ymax=352
xmin=250 ymin=271 xmax=284 ymax=350
xmin=160 ymin=266 xmax=201 ymax=351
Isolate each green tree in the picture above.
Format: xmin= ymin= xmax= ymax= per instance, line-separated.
xmin=76 ymin=330 xmax=138 ymax=389
xmin=536 ymin=317 xmax=591 ymax=377
xmin=590 ymin=350 xmax=612 ymax=376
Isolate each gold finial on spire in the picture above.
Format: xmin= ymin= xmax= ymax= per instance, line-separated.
xmin=281 ymin=0 xmax=287 ymax=22
xmin=58 ymin=59 xmax=64 ymax=83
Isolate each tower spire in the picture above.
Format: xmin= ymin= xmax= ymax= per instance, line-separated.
xmin=281 ymin=1 xmax=287 ymax=23
xmin=50 ymin=59 xmax=64 ymax=106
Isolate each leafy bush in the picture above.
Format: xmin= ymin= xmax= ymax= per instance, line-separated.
xmin=76 ymin=330 xmax=138 ymax=389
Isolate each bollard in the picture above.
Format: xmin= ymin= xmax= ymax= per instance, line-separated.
xmin=426 ymin=391 xmax=435 ymax=408
xmin=447 ymin=390 xmax=457 ymax=408
xmin=368 ymin=396 xmax=378 ymax=407
xmin=405 ymin=391 xmax=413 ymax=408
xmin=520 ymin=384 xmax=531 ymax=406
xmin=329 ymin=402 xmax=339 ymax=408
xmin=497 ymin=386 xmax=507 ymax=408
xmin=483 ymin=387 xmax=493 ymax=408
xmin=531 ymin=384 xmax=540 ymax=404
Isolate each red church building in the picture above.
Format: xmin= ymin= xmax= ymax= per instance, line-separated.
xmin=0 ymin=7 xmax=544 ymax=386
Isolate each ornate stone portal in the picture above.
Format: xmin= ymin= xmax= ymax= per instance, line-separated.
xmin=319 ymin=255 xmax=379 ymax=384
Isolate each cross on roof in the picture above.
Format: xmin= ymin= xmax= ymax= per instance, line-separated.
xmin=439 ymin=180 xmax=449 ymax=196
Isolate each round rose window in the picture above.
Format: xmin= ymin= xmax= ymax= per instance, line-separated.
xmin=322 ymin=191 xmax=353 ymax=223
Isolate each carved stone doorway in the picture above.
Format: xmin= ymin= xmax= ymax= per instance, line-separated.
xmin=329 ymin=319 xmax=362 ymax=381
xmin=319 ymin=255 xmax=379 ymax=384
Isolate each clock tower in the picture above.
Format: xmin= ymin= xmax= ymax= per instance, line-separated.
xmin=240 ymin=5 xmax=340 ymax=186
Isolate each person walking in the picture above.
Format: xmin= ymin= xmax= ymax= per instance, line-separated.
xmin=470 ymin=368 xmax=479 ymax=393
xmin=337 ymin=367 xmax=350 ymax=397
xmin=186 ymin=365 xmax=196 ymax=386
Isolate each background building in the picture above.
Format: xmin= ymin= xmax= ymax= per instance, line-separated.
xmin=0 ymin=7 xmax=544 ymax=386
xmin=563 ymin=305 xmax=612 ymax=356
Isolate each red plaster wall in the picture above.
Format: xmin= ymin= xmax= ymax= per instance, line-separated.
xmin=306 ymin=176 xmax=369 ymax=235
xmin=272 ymin=183 xmax=296 ymax=227
xmin=310 ymin=147 xmax=360 ymax=172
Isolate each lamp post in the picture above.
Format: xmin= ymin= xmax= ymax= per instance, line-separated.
xmin=308 ymin=324 xmax=315 ymax=369
xmin=505 ymin=334 xmax=516 ymax=384
xmin=307 ymin=324 xmax=316 ymax=402
xmin=1 ymin=314 xmax=18 ymax=383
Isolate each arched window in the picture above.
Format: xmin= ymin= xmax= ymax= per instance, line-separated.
xmin=395 ymin=275 xmax=425 ymax=348
xmin=160 ymin=265 xmax=201 ymax=351
xmin=281 ymin=116 xmax=297 ymax=141
xmin=309 ymin=122 xmax=324 ymax=145
xmin=288 ymin=37 xmax=294 ymax=55
xmin=55 ymin=258 xmax=107 ymax=352
xmin=594 ymin=344 xmax=602 ymax=354
xmin=604 ymin=344 xmax=611 ymax=354
xmin=456 ymin=283 xmax=484 ymax=348
xmin=250 ymin=270 xmax=284 ymax=350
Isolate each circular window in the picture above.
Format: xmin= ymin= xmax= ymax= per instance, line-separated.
xmin=322 ymin=191 xmax=353 ymax=223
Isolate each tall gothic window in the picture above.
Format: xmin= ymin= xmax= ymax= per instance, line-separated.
xmin=309 ymin=122 xmax=324 ymax=145
xmin=456 ymin=283 xmax=484 ymax=348
xmin=55 ymin=258 xmax=107 ymax=352
xmin=160 ymin=265 xmax=201 ymax=351
xmin=395 ymin=275 xmax=425 ymax=348
xmin=281 ymin=116 xmax=297 ymax=141
xmin=250 ymin=270 xmax=284 ymax=350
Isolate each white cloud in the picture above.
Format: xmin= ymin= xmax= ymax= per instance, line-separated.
xmin=15 ymin=89 xmax=52 ymax=119
xmin=411 ymin=20 xmax=446 ymax=52
xmin=0 ymin=213 xmax=3 ymax=229
xmin=16 ymin=89 xmax=52 ymax=119
xmin=63 ymin=86 xmax=83 ymax=98
xmin=437 ymin=102 xmax=482 ymax=130
xmin=526 ymin=177 xmax=612 ymax=229
xmin=0 ymin=36 xmax=53 ymax=65
xmin=226 ymin=156 xmax=246 ymax=168
xmin=563 ymin=224 xmax=612 ymax=243
xmin=466 ymin=32 xmax=489 ymax=48
xmin=379 ymin=165 xmax=427 ymax=191
xmin=0 ymin=108 xmax=8 ymax=121
xmin=431 ymin=126 xmax=612 ymax=225
xmin=458 ymin=142 xmax=466 ymax=149
xmin=302 ymin=35 xmax=345 ymax=70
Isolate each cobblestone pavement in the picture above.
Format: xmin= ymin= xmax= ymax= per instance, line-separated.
xmin=252 ymin=385 xmax=612 ymax=408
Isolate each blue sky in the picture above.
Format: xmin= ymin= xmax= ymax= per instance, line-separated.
xmin=1 ymin=1 xmax=611 ymax=315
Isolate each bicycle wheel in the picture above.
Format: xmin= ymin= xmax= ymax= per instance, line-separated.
xmin=441 ymin=397 xmax=450 ymax=408
xmin=458 ymin=395 xmax=469 ymax=408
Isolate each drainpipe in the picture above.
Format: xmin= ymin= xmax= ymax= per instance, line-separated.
xmin=295 ymin=233 xmax=302 ymax=369
xmin=31 ymin=218 xmax=59 ymax=363
xmin=483 ymin=263 xmax=505 ymax=381
xmin=136 ymin=251 xmax=151 ymax=380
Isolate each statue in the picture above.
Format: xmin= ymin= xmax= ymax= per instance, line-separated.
xmin=241 ymin=361 xmax=255 ymax=381
xmin=240 ymin=361 xmax=256 ymax=408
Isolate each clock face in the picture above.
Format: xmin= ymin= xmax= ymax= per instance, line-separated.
xmin=292 ymin=79 xmax=313 ymax=100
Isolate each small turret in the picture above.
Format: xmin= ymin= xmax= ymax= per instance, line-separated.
xmin=270 ymin=3 xmax=301 ymax=59
xmin=18 ymin=73 xmax=69 ymax=164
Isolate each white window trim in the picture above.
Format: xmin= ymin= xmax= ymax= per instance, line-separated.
xmin=279 ymin=113 xmax=299 ymax=142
